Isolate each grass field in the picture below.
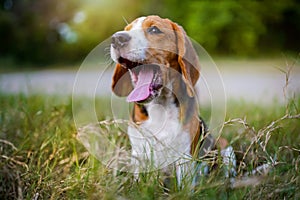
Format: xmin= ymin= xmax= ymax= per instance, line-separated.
xmin=0 ymin=91 xmax=299 ymax=199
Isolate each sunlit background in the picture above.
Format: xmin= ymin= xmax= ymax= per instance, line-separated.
xmin=0 ymin=0 xmax=299 ymax=103
xmin=0 ymin=0 xmax=299 ymax=65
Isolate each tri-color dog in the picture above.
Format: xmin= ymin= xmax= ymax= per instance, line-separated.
xmin=110 ymin=15 xmax=235 ymax=187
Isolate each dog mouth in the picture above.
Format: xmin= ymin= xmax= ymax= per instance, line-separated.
xmin=118 ymin=57 xmax=163 ymax=103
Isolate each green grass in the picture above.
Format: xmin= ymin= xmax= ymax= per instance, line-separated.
xmin=0 ymin=92 xmax=299 ymax=199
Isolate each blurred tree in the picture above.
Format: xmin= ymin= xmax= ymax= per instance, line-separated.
xmin=0 ymin=0 xmax=299 ymax=66
xmin=186 ymin=1 xmax=267 ymax=55
xmin=145 ymin=0 xmax=300 ymax=56
xmin=0 ymin=0 xmax=145 ymax=65
xmin=0 ymin=0 xmax=79 ymax=64
xmin=66 ymin=0 xmax=145 ymax=62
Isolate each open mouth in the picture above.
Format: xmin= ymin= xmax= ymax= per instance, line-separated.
xmin=118 ymin=57 xmax=141 ymax=70
xmin=118 ymin=57 xmax=163 ymax=103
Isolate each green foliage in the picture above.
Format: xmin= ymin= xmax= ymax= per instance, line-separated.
xmin=0 ymin=0 xmax=79 ymax=64
xmin=153 ymin=0 xmax=300 ymax=56
xmin=186 ymin=1 xmax=265 ymax=55
xmin=0 ymin=0 xmax=145 ymax=65
xmin=0 ymin=0 xmax=299 ymax=65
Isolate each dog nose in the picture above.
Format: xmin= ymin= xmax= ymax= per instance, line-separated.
xmin=111 ymin=32 xmax=131 ymax=49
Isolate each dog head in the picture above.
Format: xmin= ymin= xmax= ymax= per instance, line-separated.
xmin=111 ymin=15 xmax=200 ymax=104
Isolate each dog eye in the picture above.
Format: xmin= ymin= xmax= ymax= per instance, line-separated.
xmin=147 ymin=26 xmax=163 ymax=34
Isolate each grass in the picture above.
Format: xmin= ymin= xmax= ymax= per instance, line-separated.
xmin=0 ymin=91 xmax=299 ymax=199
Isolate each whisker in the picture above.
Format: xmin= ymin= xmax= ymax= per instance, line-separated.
xmin=122 ymin=16 xmax=129 ymax=25
xmin=103 ymin=46 xmax=115 ymax=66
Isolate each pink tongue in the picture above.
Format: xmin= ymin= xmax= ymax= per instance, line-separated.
xmin=127 ymin=67 xmax=154 ymax=102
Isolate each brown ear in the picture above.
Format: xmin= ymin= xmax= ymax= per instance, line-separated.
xmin=171 ymin=22 xmax=200 ymax=97
xmin=111 ymin=63 xmax=133 ymax=96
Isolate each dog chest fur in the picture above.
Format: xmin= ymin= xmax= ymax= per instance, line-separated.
xmin=128 ymin=101 xmax=191 ymax=170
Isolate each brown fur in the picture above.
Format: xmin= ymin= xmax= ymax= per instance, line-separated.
xmin=112 ymin=63 xmax=133 ymax=97
xmin=112 ymin=15 xmax=209 ymax=156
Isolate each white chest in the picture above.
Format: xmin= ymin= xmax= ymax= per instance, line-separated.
xmin=128 ymin=102 xmax=191 ymax=170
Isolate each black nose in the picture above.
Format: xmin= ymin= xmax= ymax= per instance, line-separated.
xmin=111 ymin=32 xmax=131 ymax=49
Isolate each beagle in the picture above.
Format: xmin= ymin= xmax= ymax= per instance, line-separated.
xmin=110 ymin=15 xmax=234 ymax=187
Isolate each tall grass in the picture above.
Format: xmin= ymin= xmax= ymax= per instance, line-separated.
xmin=0 ymin=92 xmax=299 ymax=199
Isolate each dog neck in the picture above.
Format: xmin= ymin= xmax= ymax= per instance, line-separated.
xmin=132 ymin=77 xmax=197 ymax=126
xmin=128 ymin=92 xmax=192 ymax=169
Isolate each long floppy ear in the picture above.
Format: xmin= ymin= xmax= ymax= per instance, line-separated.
xmin=171 ymin=22 xmax=200 ymax=97
xmin=112 ymin=63 xmax=133 ymax=96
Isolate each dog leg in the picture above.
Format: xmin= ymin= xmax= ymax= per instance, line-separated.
xmin=175 ymin=159 xmax=196 ymax=189
xmin=221 ymin=146 xmax=237 ymax=177
xmin=130 ymin=150 xmax=141 ymax=181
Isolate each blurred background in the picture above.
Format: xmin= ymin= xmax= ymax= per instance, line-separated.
xmin=0 ymin=0 xmax=299 ymax=103
xmin=0 ymin=0 xmax=299 ymax=67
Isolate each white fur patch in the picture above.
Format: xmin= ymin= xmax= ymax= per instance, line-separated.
xmin=221 ymin=146 xmax=237 ymax=177
xmin=128 ymin=102 xmax=191 ymax=172
xmin=111 ymin=17 xmax=148 ymax=63
xmin=131 ymin=17 xmax=146 ymax=30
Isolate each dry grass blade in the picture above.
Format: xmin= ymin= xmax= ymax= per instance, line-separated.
xmin=0 ymin=139 xmax=18 ymax=151
xmin=0 ymin=139 xmax=28 ymax=200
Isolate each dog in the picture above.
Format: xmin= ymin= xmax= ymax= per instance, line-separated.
xmin=110 ymin=15 xmax=235 ymax=188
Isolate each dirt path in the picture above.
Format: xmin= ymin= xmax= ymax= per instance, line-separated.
xmin=1 ymin=59 xmax=299 ymax=104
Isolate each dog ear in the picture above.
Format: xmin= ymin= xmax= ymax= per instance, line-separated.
xmin=112 ymin=63 xmax=133 ymax=96
xmin=171 ymin=22 xmax=200 ymax=97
